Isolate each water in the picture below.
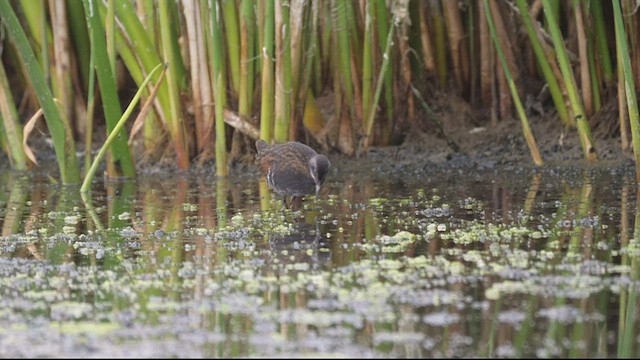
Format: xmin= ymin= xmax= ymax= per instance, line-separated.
xmin=0 ymin=163 xmax=638 ymax=358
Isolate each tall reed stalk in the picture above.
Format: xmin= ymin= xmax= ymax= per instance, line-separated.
xmin=542 ymin=0 xmax=597 ymax=161
xmin=0 ymin=0 xmax=80 ymax=183
xmin=6 ymin=0 xmax=640 ymax=179
xmin=613 ymin=0 xmax=640 ymax=182
xmin=483 ymin=0 xmax=542 ymax=166
xmin=159 ymin=0 xmax=189 ymax=169
xmin=259 ymin=0 xmax=275 ymax=142
xmin=84 ymin=0 xmax=135 ymax=178
xmin=514 ymin=0 xmax=569 ymax=125
xmin=274 ymin=0 xmax=291 ymax=143
xmin=81 ymin=63 xmax=165 ymax=193
xmin=0 ymin=63 xmax=28 ymax=170
xmin=238 ymin=0 xmax=255 ymax=120
xmin=333 ymin=0 xmax=355 ymax=122
xmin=211 ymin=0 xmax=228 ymax=176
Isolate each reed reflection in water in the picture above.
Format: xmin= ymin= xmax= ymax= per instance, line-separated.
xmin=0 ymin=168 xmax=638 ymax=358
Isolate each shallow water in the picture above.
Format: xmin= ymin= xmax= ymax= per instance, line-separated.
xmin=0 ymin=163 xmax=639 ymax=358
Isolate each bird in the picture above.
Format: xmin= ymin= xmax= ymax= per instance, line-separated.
xmin=255 ymin=139 xmax=331 ymax=209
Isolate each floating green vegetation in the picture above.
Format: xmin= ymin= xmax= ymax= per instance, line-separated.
xmin=440 ymin=222 xmax=549 ymax=246
xmin=0 ymin=170 xmax=639 ymax=357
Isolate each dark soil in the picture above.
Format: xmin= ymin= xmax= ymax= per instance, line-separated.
xmin=323 ymin=90 xmax=635 ymax=182
xmin=2 ymin=90 xmax=635 ymax=181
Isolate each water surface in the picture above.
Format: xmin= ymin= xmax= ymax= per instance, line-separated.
xmin=0 ymin=163 xmax=638 ymax=358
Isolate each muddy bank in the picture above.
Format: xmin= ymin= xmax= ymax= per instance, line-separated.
xmin=1 ymin=89 xmax=635 ymax=182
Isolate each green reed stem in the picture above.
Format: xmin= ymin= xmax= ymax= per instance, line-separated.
xmin=362 ymin=2 xmax=374 ymax=133
xmin=289 ymin=0 xmax=306 ymax=120
xmin=222 ymin=0 xmax=240 ymax=97
xmin=613 ymin=0 xmax=640 ymax=183
xmin=0 ymin=0 xmax=80 ymax=183
xmin=158 ymin=0 xmax=189 ymax=169
xmin=586 ymin=19 xmax=602 ymax=113
xmin=212 ymin=0 xmax=228 ymax=176
xmin=363 ymin=18 xmax=394 ymax=147
xmin=84 ymin=0 xmax=136 ymax=178
xmin=430 ymin=1 xmax=447 ymax=86
xmin=260 ymin=0 xmax=275 ymax=142
xmin=84 ymin=33 xmax=96 ymax=176
xmin=17 ymin=0 xmax=48 ymax=65
xmin=81 ymin=63 xmax=164 ymax=194
xmin=0 ymin=62 xmax=27 ymax=170
xmin=542 ymin=0 xmax=597 ymax=161
xmin=514 ymin=0 xmax=569 ymax=125
xmin=238 ymin=0 xmax=255 ymax=118
xmin=374 ymin=0 xmax=393 ymax=123
xmin=484 ymin=0 xmax=543 ymax=166
xmin=67 ymin=0 xmax=91 ymax=91
xmin=274 ymin=0 xmax=291 ymax=143
xmin=105 ymin=0 xmax=116 ymax=75
xmin=112 ymin=0 xmax=171 ymax=152
xmin=590 ymin=0 xmax=613 ymax=83
xmin=299 ymin=0 xmax=319 ymax=125
xmin=333 ymin=0 xmax=355 ymax=120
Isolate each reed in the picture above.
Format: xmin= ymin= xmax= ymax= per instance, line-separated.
xmin=84 ymin=0 xmax=136 ymax=178
xmin=542 ymin=0 xmax=597 ymax=161
xmin=238 ymin=0 xmax=255 ymax=120
xmin=259 ymin=0 xmax=275 ymax=142
xmin=374 ymin=0 xmax=393 ymax=139
xmin=483 ymin=0 xmax=542 ymax=166
xmin=81 ymin=63 xmax=165 ymax=193
xmin=613 ymin=0 xmax=640 ymax=183
xmin=333 ymin=0 xmax=355 ymax=122
xmin=273 ymin=0 xmax=292 ymax=143
xmin=211 ymin=0 xmax=228 ymax=176
xmin=514 ymin=0 xmax=569 ymax=125
xmin=158 ymin=0 xmax=189 ymax=170
xmin=2 ymin=0 xmax=640 ymax=181
xmin=222 ymin=0 xmax=241 ymax=97
xmin=0 ymin=0 xmax=80 ymax=183
xmin=590 ymin=0 xmax=614 ymax=83
xmin=0 ymin=62 xmax=28 ymax=170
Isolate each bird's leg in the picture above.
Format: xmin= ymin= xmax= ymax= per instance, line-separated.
xmin=290 ymin=196 xmax=301 ymax=210
xmin=281 ymin=196 xmax=289 ymax=210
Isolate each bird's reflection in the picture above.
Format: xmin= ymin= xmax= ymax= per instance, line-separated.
xmin=267 ymin=218 xmax=331 ymax=268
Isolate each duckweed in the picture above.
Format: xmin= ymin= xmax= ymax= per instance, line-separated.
xmin=0 ymin=168 xmax=638 ymax=357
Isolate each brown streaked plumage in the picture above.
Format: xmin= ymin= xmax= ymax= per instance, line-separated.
xmin=255 ymin=139 xmax=331 ymax=208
